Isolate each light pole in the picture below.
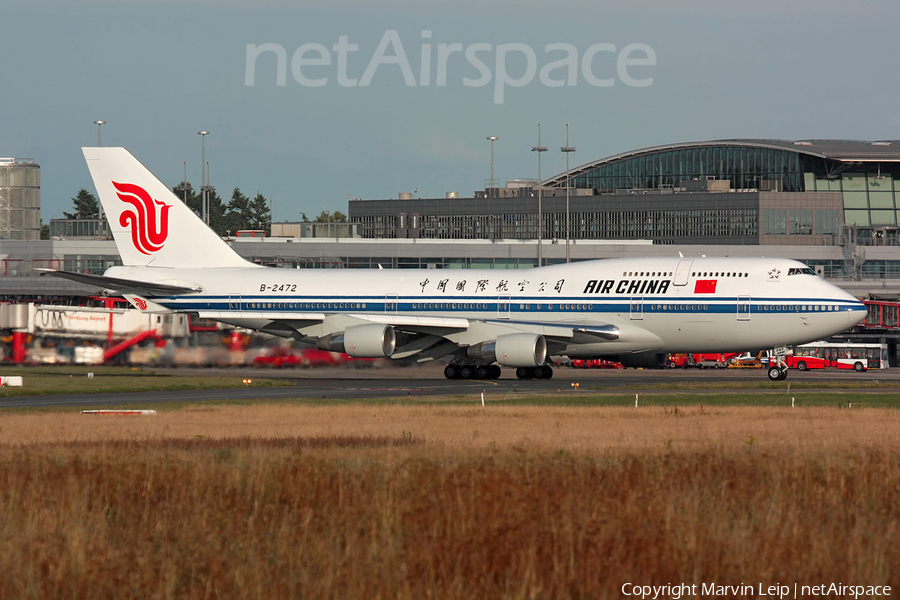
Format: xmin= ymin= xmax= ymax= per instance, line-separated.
xmin=531 ymin=124 xmax=547 ymax=267
xmin=93 ymin=120 xmax=107 ymax=222
xmin=487 ymin=136 xmax=498 ymax=197
xmin=93 ymin=120 xmax=105 ymax=146
xmin=560 ymin=124 xmax=576 ymax=263
xmin=198 ymin=131 xmax=210 ymax=225
xmin=175 ymin=162 xmax=193 ymax=205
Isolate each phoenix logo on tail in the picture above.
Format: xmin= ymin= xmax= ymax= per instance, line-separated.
xmin=113 ymin=181 xmax=171 ymax=254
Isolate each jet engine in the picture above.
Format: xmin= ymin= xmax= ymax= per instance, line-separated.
xmin=468 ymin=333 xmax=547 ymax=367
xmin=612 ymin=353 xmax=668 ymax=369
xmin=316 ymin=323 xmax=396 ymax=358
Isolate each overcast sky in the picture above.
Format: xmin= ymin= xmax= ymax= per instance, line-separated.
xmin=4 ymin=0 xmax=900 ymax=223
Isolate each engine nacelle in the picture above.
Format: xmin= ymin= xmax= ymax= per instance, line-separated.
xmin=613 ymin=353 xmax=668 ymax=369
xmin=468 ymin=333 xmax=547 ymax=367
xmin=316 ymin=323 xmax=396 ymax=358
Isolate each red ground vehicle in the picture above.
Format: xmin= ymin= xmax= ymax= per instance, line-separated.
xmin=253 ymin=348 xmax=345 ymax=368
xmin=569 ymin=359 xmax=624 ymax=369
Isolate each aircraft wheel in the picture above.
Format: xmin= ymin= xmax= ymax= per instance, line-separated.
xmin=460 ymin=365 xmax=475 ymax=379
xmin=516 ymin=367 xmax=531 ymax=379
xmin=490 ymin=365 xmax=502 ymax=379
xmin=475 ymin=365 xmax=490 ymax=379
xmin=444 ymin=365 xmax=460 ymax=380
xmin=767 ymin=366 xmax=783 ymax=381
xmin=853 ymin=362 xmax=865 ymax=372
xmin=797 ymin=361 xmax=808 ymax=371
xmin=542 ymin=366 xmax=553 ymax=380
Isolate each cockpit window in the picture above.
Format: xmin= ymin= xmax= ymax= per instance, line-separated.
xmin=788 ymin=267 xmax=817 ymax=276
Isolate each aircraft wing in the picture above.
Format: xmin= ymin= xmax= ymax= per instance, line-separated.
xmin=200 ymin=309 xmax=623 ymax=362
xmin=37 ymin=269 xmax=201 ymax=296
xmin=347 ymin=313 xmax=619 ymax=343
xmin=200 ymin=309 xmax=615 ymax=343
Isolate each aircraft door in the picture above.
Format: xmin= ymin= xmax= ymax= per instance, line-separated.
xmin=385 ymin=294 xmax=398 ymax=313
xmin=497 ymin=294 xmax=511 ymax=319
xmin=737 ymin=296 xmax=750 ymax=321
xmin=630 ymin=297 xmax=643 ymax=320
xmin=229 ymin=294 xmax=242 ymax=311
xmin=673 ymin=260 xmax=693 ymax=286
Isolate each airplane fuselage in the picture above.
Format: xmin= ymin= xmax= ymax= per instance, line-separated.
xmin=107 ymin=255 xmax=864 ymax=357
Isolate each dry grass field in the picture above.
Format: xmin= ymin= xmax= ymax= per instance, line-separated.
xmin=0 ymin=403 xmax=897 ymax=598
xmin=2 ymin=403 xmax=899 ymax=451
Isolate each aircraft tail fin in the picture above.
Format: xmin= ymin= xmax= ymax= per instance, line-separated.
xmin=82 ymin=147 xmax=252 ymax=269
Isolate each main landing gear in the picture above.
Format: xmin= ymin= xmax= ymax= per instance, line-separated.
xmin=516 ymin=365 xmax=553 ymax=380
xmin=444 ymin=363 xmax=501 ymax=380
xmin=442 ymin=363 xmax=554 ymax=380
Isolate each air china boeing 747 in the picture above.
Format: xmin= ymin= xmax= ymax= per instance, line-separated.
xmin=46 ymin=147 xmax=867 ymax=381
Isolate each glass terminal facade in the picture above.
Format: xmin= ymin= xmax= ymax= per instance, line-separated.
xmin=547 ymin=141 xmax=900 ymax=235
xmin=568 ymin=145 xmax=804 ymax=193
xmin=805 ymin=172 xmax=898 ymax=228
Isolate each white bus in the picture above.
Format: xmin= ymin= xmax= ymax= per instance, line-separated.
xmin=787 ymin=342 xmax=888 ymax=372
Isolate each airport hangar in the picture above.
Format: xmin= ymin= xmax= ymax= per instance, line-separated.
xmin=5 ymin=138 xmax=900 ymax=358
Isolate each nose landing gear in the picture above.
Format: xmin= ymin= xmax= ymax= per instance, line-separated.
xmin=767 ymin=355 xmax=789 ymax=381
xmin=767 ymin=366 xmax=788 ymax=381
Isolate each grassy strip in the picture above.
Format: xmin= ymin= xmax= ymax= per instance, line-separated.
xmin=0 ymin=365 xmax=293 ymax=397
xmin=16 ymin=391 xmax=899 ymax=414
xmin=494 ymin=391 xmax=900 ymax=407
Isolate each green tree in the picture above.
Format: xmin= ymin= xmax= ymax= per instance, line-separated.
xmin=249 ymin=192 xmax=271 ymax=233
xmin=224 ymin=187 xmax=252 ymax=234
xmin=207 ymin=189 xmax=228 ymax=236
xmin=313 ymin=210 xmax=347 ymax=223
xmin=171 ymin=182 xmax=272 ymax=236
xmin=40 ymin=222 xmax=49 ymax=240
xmin=65 ymin=189 xmax=99 ymax=219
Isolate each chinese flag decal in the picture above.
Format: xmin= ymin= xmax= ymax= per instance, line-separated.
xmin=694 ymin=280 xmax=717 ymax=294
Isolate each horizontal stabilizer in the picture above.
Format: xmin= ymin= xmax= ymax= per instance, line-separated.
xmin=37 ymin=269 xmax=200 ymax=296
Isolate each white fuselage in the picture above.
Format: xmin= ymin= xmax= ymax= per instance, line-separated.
xmin=107 ymin=255 xmax=866 ymax=357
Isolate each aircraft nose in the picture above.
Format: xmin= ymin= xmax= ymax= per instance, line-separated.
xmin=847 ymin=300 xmax=868 ymax=327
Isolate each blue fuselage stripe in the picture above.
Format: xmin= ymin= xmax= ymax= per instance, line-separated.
xmin=161 ymin=294 xmax=865 ymax=315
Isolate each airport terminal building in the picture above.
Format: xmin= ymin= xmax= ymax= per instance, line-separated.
xmin=347 ymin=139 xmax=900 ymax=280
